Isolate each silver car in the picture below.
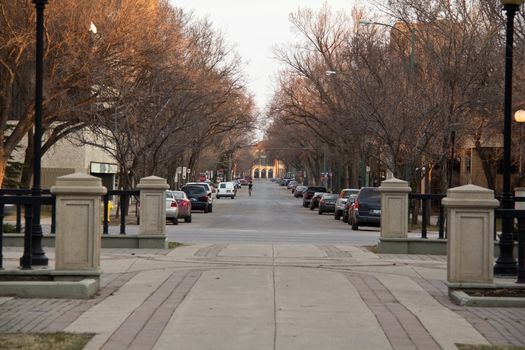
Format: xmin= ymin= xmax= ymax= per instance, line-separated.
xmin=165 ymin=190 xmax=179 ymax=225
xmin=334 ymin=188 xmax=359 ymax=220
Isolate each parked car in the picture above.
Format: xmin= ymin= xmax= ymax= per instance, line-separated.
xmin=302 ymin=186 xmax=328 ymax=207
xmin=172 ymin=190 xmax=192 ymax=223
xmin=216 ymin=181 xmax=236 ymax=199
xmin=309 ymin=192 xmax=326 ymax=210
xmin=184 ymin=182 xmax=213 ymax=212
xmin=294 ymin=185 xmax=307 ymax=198
xmin=287 ymin=180 xmax=298 ymax=190
xmin=318 ymin=193 xmax=339 ymax=215
xmin=341 ymin=194 xmax=358 ymax=223
xmin=181 ymin=185 xmax=211 ymax=213
xmin=334 ymin=189 xmax=360 ymax=220
xmin=165 ymin=190 xmax=179 ymax=225
xmin=349 ymin=187 xmax=381 ymax=230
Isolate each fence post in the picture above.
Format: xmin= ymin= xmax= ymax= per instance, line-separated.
xmin=137 ymin=176 xmax=169 ymax=240
xmin=378 ymin=178 xmax=411 ymax=239
xmin=442 ymin=184 xmax=499 ymax=285
xmin=51 ymin=173 xmax=107 ymax=272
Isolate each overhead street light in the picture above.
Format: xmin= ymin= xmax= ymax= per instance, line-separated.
xmin=515 ymin=110 xmax=525 ymax=183
xmin=494 ymin=0 xmax=524 ymax=275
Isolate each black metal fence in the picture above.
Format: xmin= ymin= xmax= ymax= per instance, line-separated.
xmin=0 ymin=189 xmax=140 ymax=236
xmin=102 ymin=190 xmax=140 ymax=235
xmin=408 ymin=193 xmax=446 ymax=239
xmin=0 ymin=193 xmax=54 ymax=269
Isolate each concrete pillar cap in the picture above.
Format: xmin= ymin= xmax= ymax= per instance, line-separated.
xmin=442 ymin=184 xmax=499 ymax=208
xmin=51 ymin=173 xmax=107 ymax=195
xmin=137 ymin=176 xmax=169 ymax=190
xmin=378 ymin=177 xmax=411 ymax=193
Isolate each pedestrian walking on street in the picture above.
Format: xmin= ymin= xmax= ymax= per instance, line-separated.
xmin=248 ymin=181 xmax=253 ymax=196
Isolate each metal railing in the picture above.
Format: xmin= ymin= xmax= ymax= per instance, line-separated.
xmin=494 ymin=208 xmax=525 ymax=284
xmin=0 ymin=189 xmax=56 ymax=234
xmin=102 ymin=190 xmax=140 ymax=235
xmin=0 ymin=194 xmax=54 ymax=269
xmin=408 ymin=193 xmax=446 ymax=239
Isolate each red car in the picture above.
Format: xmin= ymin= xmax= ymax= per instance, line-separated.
xmin=172 ymin=190 xmax=192 ymax=223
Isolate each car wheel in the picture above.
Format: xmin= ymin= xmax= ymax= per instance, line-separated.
xmin=318 ymin=209 xmax=323 ymax=215
xmin=172 ymin=218 xmax=178 ymax=225
xmin=303 ymin=202 xmax=308 ymax=208
xmin=231 ymin=196 xmax=234 ymax=199
xmin=216 ymin=195 xmax=220 ymax=199
xmin=185 ymin=215 xmax=192 ymax=223
xmin=334 ymin=211 xmax=341 ymax=220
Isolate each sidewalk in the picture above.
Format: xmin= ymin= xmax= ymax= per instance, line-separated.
xmin=1 ymin=244 xmax=524 ymax=350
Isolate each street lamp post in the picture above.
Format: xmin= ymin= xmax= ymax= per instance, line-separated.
xmin=22 ymin=0 xmax=49 ymax=266
xmin=494 ymin=0 xmax=523 ymax=275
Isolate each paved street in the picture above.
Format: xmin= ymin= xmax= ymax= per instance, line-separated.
xmin=166 ymin=180 xmax=381 ymax=244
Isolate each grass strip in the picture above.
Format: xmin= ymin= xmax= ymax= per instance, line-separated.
xmin=0 ymin=332 xmax=93 ymax=350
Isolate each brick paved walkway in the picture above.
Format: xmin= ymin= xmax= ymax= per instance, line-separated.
xmin=0 ymin=245 xmax=524 ymax=350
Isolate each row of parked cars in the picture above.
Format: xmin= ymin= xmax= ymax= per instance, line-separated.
xmin=165 ymin=180 xmax=243 ymax=224
xmin=280 ymin=179 xmax=382 ymax=230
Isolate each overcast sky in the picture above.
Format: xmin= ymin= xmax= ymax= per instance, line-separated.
xmin=170 ymin=0 xmax=359 ymax=111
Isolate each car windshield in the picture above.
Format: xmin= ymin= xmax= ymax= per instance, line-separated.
xmin=322 ymin=194 xmax=338 ymax=200
xmin=309 ymin=187 xmax=326 ymax=192
xmin=360 ymin=188 xmax=381 ymax=202
xmin=342 ymin=190 xmax=359 ymax=198
xmin=172 ymin=191 xmax=186 ymax=199
xmin=184 ymin=187 xmax=205 ymax=195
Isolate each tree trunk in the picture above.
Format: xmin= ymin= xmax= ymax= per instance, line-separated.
xmin=475 ymin=142 xmax=496 ymax=191
xmin=20 ymin=130 xmax=34 ymax=189
xmin=0 ymin=156 xmax=7 ymax=188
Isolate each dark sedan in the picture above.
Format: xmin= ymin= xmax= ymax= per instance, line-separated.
xmin=318 ymin=193 xmax=339 ymax=215
xmin=182 ymin=185 xmax=210 ymax=213
xmin=302 ymin=186 xmax=327 ymax=207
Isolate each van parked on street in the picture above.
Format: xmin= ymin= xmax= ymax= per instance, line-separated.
xmin=216 ymin=182 xmax=236 ymax=199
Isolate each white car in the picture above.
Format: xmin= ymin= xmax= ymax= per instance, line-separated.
xmin=216 ymin=182 xmax=236 ymax=199
xmin=165 ymin=190 xmax=179 ymax=225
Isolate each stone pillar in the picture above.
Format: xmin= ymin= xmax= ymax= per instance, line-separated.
xmin=51 ymin=173 xmax=106 ymax=271
xmin=378 ymin=178 xmax=411 ymax=239
xmin=137 ymin=176 xmax=169 ymax=236
xmin=442 ymin=184 xmax=499 ymax=284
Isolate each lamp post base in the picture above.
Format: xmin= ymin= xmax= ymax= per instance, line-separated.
xmin=494 ymin=238 xmax=517 ymax=276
